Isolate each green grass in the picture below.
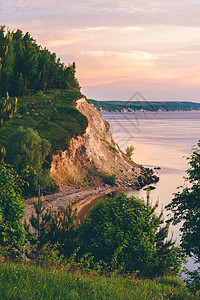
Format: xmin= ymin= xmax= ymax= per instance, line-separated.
xmin=0 ymin=262 xmax=195 ymax=300
xmin=0 ymin=89 xmax=88 ymax=153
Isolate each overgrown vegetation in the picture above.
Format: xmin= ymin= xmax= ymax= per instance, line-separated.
xmin=0 ymin=26 xmax=80 ymax=96
xmin=0 ymin=262 xmax=196 ymax=300
xmin=0 ymin=163 xmax=25 ymax=254
xmin=77 ymin=192 xmax=185 ymax=277
xmin=0 ymin=25 xmax=199 ymax=297
xmin=0 ymin=192 xmax=197 ymax=299
xmin=0 ymin=27 xmax=88 ymax=196
xmin=166 ymin=141 xmax=200 ymax=294
xmin=166 ymin=142 xmax=200 ymax=264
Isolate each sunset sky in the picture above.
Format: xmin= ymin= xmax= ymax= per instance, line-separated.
xmin=1 ymin=0 xmax=200 ymax=101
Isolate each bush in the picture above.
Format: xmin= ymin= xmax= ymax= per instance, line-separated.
xmin=77 ymin=192 xmax=184 ymax=277
xmin=5 ymin=127 xmax=56 ymax=196
xmin=184 ymin=267 xmax=200 ymax=295
xmin=21 ymin=167 xmax=56 ymax=196
xmin=0 ymin=163 xmax=25 ymax=251
xmin=103 ymin=174 xmax=117 ymax=186
xmin=5 ymin=126 xmax=50 ymax=172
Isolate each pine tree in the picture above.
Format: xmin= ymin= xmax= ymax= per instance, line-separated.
xmin=24 ymin=189 xmax=52 ymax=249
xmin=48 ymin=198 xmax=78 ymax=257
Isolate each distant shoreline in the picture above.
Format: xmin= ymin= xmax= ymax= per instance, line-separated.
xmin=91 ymin=99 xmax=200 ymax=113
xmin=102 ymin=110 xmax=200 ymax=113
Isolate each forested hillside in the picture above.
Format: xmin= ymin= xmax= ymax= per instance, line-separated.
xmin=0 ymin=25 xmax=79 ymax=97
xmin=0 ymin=26 xmax=87 ymax=196
xmin=91 ymin=99 xmax=200 ymax=112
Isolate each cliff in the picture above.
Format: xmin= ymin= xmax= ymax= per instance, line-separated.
xmin=50 ymin=97 xmax=158 ymax=189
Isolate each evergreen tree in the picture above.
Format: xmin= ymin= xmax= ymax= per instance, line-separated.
xmin=24 ymin=190 xmax=52 ymax=250
xmin=48 ymin=199 xmax=78 ymax=258
xmin=0 ymin=26 xmax=81 ymax=96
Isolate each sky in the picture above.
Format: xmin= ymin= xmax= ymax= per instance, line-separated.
xmin=1 ymin=0 xmax=200 ymax=101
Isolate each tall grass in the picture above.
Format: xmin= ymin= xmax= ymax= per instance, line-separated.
xmin=0 ymin=262 xmax=195 ymax=300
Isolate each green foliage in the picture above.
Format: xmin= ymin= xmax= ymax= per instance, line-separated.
xmin=0 ymin=26 xmax=13 ymax=67
xmin=77 ymin=192 xmax=182 ymax=277
xmin=48 ymin=199 xmax=78 ymax=258
xmin=0 ymin=262 xmax=195 ymax=299
xmin=0 ymin=89 xmax=88 ymax=154
xmin=103 ymin=173 xmax=117 ymax=186
xmin=6 ymin=126 xmax=50 ymax=171
xmin=25 ymin=191 xmax=52 ymax=251
xmin=25 ymin=197 xmax=77 ymax=259
xmin=0 ymin=27 xmax=80 ymax=97
xmin=0 ymin=93 xmax=18 ymax=128
xmin=184 ymin=267 xmax=200 ymax=295
xmin=4 ymin=126 xmax=55 ymax=196
xmin=125 ymin=145 xmax=134 ymax=160
xmin=35 ymin=242 xmax=65 ymax=267
xmin=0 ymin=163 xmax=25 ymax=251
xmin=166 ymin=141 xmax=200 ymax=263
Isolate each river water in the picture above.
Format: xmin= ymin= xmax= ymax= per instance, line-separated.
xmin=102 ymin=111 xmax=200 ymax=271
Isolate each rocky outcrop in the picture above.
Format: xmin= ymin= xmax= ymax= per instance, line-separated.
xmin=50 ymin=97 xmax=158 ymax=188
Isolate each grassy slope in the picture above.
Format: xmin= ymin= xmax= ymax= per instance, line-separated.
xmin=0 ymin=262 xmax=195 ymax=300
xmin=0 ymin=89 xmax=88 ymax=153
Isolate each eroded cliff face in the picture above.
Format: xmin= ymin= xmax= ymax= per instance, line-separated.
xmin=51 ymin=97 xmax=155 ymax=188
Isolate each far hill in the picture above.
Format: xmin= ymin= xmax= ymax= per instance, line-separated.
xmin=91 ymin=99 xmax=200 ymax=112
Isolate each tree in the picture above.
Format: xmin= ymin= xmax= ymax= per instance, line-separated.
xmin=166 ymin=142 xmax=200 ymax=263
xmin=0 ymin=92 xmax=17 ymax=128
xmin=6 ymin=127 xmax=50 ymax=172
xmin=48 ymin=199 xmax=78 ymax=258
xmin=77 ymin=192 xmax=182 ymax=276
xmin=25 ymin=197 xmax=78 ymax=259
xmin=125 ymin=145 xmax=134 ymax=160
xmin=0 ymin=163 xmax=25 ymax=251
xmin=5 ymin=127 xmax=54 ymax=196
xmin=0 ymin=27 xmax=81 ymax=96
xmin=24 ymin=190 xmax=52 ymax=251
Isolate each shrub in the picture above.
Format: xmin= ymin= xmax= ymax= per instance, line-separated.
xmin=77 ymin=192 xmax=184 ymax=277
xmin=5 ymin=127 xmax=56 ymax=196
xmin=0 ymin=163 xmax=25 ymax=252
xmin=125 ymin=145 xmax=134 ymax=160
xmin=103 ymin=174 xmax=117 ymax=186
xmin=5 ymin=126 xmax=50 ymax=172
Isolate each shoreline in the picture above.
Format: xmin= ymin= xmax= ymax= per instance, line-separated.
xmin=24 ymin=185 xmax=129 ymax=220
xmin=25 ymin=166 xmax=159 ymax=220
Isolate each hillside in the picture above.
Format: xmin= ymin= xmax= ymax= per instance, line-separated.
xmin=91 ymin=99 xmax=200 ymax=112
xmin=51 ymin=96 xmax=158 ymax=188
xmin=0 ymin=27 xmax=158 ymax=197
xmin=0 ymin=89 xmax=88 ymax=154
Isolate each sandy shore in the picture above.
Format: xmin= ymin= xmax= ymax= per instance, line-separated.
xmin=24 ymin=185 xmax=127 ymax=220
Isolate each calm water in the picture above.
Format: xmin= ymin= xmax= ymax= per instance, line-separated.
xmin=103 ymin=111 xmax=200 ymax=271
